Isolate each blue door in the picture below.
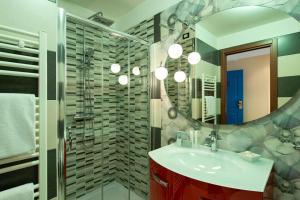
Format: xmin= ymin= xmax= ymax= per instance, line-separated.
xmin=227 ymin=70 xmax=243 ymax=124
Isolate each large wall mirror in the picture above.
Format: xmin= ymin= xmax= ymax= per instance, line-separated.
xmin=164 ymin=5 xmax=300 ymax=125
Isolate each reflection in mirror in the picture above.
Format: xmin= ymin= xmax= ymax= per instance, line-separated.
xmin=165 ymin=36 xmax=193 ymax=118
xmin=164 ymin=6 xmax=300 ymax=125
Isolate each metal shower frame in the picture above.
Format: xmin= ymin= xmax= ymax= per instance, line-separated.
xmin=57 ymin=8 xmax=151 ymax=200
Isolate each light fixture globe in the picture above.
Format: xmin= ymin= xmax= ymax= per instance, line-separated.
xmin=118 ymin=75 xmax=128 ymax=85
xmin=132 ymin=66 xmax=140 ymax=76
xmin=188 ymin=52 xmax=201 ymax=65
xmin=168 ymin=43 xmax=183 ymax=59
xmin=174 ymin=70 xmax=186 ymax=83
xmin=155 ymin=66 xmax=168 ymax=80
xmin=111 ymin=63 xmax=121 ymax=73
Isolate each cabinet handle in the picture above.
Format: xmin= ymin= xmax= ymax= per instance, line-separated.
xmin=152 ymin=173 xmax=168 ymax=188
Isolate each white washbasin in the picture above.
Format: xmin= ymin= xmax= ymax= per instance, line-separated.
xmin=149 ymin=144 xmax=274 ymax=192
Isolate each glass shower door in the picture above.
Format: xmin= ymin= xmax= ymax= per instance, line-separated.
xmin=127 ymin=40 xmax=150 ymax=200
xmin=64 ymin=14 xmax=150 ymax=200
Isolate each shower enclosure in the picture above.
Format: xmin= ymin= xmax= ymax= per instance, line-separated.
xmin=57 ymin=9 xmax=150 ymax=200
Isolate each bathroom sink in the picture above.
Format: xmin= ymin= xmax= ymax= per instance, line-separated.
xmin=149 ymin=144 xmax=274 ymax=192
xmin=170 ymin=149 xmax=231 ymax=174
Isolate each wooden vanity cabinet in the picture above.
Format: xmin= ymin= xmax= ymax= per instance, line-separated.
xmin=150 ymin=159 xmax=269 ymax=200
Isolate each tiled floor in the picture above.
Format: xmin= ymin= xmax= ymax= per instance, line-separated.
xmin=78 ymin=182 xmax=144 ymax=200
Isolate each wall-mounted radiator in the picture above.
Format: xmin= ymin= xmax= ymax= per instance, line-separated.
xmin=0 ymin=24 xmax=47 ymax=200
xmin=202 ymin=73 xmax=217 ymax=124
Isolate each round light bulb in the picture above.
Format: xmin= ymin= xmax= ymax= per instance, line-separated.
xmin=132 ymin=66 xmax=140 ymax=76
xmin=111 ymin=63 xmax=121 ymax=74
xmin=174 ymin=70 xmax=186 ymax=83
xmin=168 ymin=43 xmax=183 ymax=59
xmin=188 ymin=52 xmax=201 ymax=65
xmin=155 ymin=66 xmax=168 ymax=80
xmin=118 ymin=75 xmax=128 ymax=85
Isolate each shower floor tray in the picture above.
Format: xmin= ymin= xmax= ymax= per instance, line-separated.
xmin=78 ymin=181 xmax=144 ymax=200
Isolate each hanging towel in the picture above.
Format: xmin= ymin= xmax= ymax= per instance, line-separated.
xmin=205 ymin=96 xmax=216 ymax=116
xmin=0 ymin=93 xmax=36 ymax=159
xmin=0 ymin=183 xmax=34 ymax=200
xmin=192 ymin=98 xmax=202 ymax=119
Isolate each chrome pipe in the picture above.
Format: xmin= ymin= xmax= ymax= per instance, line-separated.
xmin=0 ymin=24 xmax=39 ymax=37
xmin=0 ymin=70 xmax=38 ymax=78
xmin=57 ymin=8 xmax=67 ymax=200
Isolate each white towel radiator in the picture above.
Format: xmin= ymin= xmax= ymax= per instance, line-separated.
xmin=0 ymin=24 xmax=47 ymax=200
xmin=201 ymin=73 xmax=217 ymax=124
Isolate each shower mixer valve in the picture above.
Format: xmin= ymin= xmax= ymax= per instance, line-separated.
xmin=67 ymin=126 xmax=73 ymax=150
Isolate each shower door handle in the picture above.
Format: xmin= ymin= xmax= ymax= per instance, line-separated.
xmin=152 ymin=173 xmax=168 ymax=188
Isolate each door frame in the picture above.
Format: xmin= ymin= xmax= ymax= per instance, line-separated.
xmin=220 ymin=39 xmax=278 ymax=124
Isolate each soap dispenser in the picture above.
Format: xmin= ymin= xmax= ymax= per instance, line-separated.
xmin=211 ymin=137 xmax=217 ymax=151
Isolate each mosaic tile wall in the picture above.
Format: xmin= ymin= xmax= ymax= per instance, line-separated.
xmin=115 ymin=18 xmax=154 ymax=198
xmin=155 ymin=1 xmax=300 ymax=199
xmin=65 ymin=17 xmax=153 ymax=199
xmin=65 ymin=19 xmax=118 ymax=199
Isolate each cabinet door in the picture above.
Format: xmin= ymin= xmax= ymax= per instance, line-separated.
xmin=150 ymin=159 xmax=265 ymax=200
xmin=181 ymin=179 xmax=215 ymax=200
xmin=182 ymin=178 xmax=264 ymax=200
xmin=150 ymin=160 xmax=170 ymax=200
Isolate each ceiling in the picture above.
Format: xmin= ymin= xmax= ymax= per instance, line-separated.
xmin=197 ymin=6 xmax=291 ymax=37
xmin=61 ymin=0 xmax=145 ymax=21
xmin=227 ymin=47 xmax=270 ymax=62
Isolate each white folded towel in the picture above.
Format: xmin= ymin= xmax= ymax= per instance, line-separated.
xmin=0 ymin=183 xmax=34 ymax=200
xmin=205 ymin=96 xmax=216 ymax=116
xmin=0 ymin=93 xmax=36 ymax=159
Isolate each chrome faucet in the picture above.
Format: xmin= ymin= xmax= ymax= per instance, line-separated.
xmin=204 ymin=128 xmax=218 ymax=152
xmin=293 ymin=142 xmax=300 ymax=150
xmin=210 ymin=130 xmax=218 ymax=152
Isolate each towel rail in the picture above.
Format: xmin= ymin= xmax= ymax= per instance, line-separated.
xmin=34 ymin=184 xmax=39 ymax=190
xmin=0 ymin=43 xmax=39 ymax=54
xmin=0 ymin=160 xmax=39 ymax=175
xmin=0 ymin=33 xmax=38 ymax=46
xmin=0 ymin=153 xmax=39 ymax=166
xmin=204 ymin=116 xmax=215 ymax=121
xmin=34 ymin=184 xmax=39 ymax=199
xmin=202 ymin=73 xmax=217 ymax=124
xmin=0 ymin=52 xmax=39 ymax=62
xmin=34 ymin=192 xmax=39 ymax=198
xmin=0 ymin=61 xmax=39 ymax=70
xmin=204 ymin=88 xmax=215 ymax=91
xmin=204 ymin=83 xmax=215 ymax=86
xmin=0 ymin=25 xmax=39 ymax=38
xmin=0 ymin=70 xmax=39 ymax=78
xmin=0 ymin=25 xmax=47 ymax=199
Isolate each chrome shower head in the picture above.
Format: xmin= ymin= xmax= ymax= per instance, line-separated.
xmin=88 ymin=11 xmax=114 ymax=27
